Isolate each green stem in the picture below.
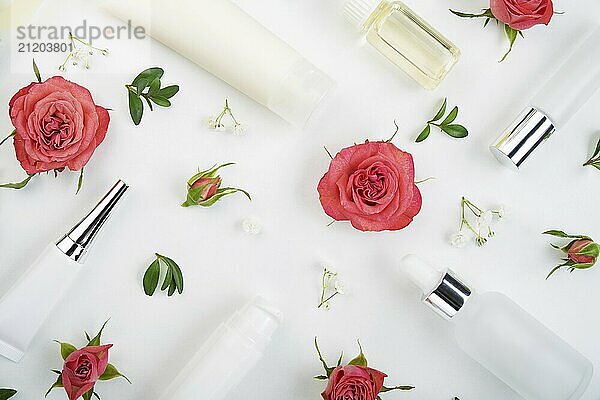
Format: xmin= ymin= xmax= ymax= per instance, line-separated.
xmin=0 ymin=130 xmax=16 ymax=146
xmin=318 ymin=292 xmax=340 ymax=308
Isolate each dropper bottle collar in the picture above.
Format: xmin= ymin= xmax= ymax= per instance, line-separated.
xmin=56 ymin=180 xmax=129 ymax=263
xmin=400 ymin=255 xmax=472 ymax=319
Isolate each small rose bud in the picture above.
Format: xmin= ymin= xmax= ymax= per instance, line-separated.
xmin=567 ymin=239 xmax=598 ymax=266
xmin=181 ymin=163 xmax=250 ymax=208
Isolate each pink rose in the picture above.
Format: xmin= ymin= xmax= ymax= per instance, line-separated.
xmin=322 ymin=365 xmax=387 ymax=400
xmin=8 ymin=76 xmax=109 ymax=174
xmin=191 ymin=176 xmax=221 ymax=202
xmin=568 ymin=239 xmax=596 ymax=265
xmin=318 ymin=141 xmax=422 ymax=232
xmin=62 ymin=344 xmax=112 ymax=400
xmin=490 ymin=0 xmax=554 ymax=30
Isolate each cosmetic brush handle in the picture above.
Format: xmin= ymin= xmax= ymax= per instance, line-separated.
xmin=0 ymin=244 xmax=81 ymax=362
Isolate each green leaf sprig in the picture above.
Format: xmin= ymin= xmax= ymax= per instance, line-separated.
xmin=126 ymin=67 xmax=179 ymax=125
xmin=143 ymin=253 xmax=184 ymax=296
xmin=0 ymin=389 xmax=17 ymax=400
xmin=46 ymin=320 xmax=130 ymax=400
xmin=416 ymin=98 xmax=468 ymax=142
xmin=314 ymin=338 xmax=414 ymax=398
xmin=584 ymin=137 xmax=600 ymax=170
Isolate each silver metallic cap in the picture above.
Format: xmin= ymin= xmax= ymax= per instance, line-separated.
xmin=490 ymin=107 xmax=556 ymax=170
xmin=424 ymin=270 xmax=472 ymax=319
xmin=56 ymin=180 xmax=129 ymax=263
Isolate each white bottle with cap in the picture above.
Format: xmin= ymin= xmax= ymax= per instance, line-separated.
xmin=490 ymin=26 xmax=600 ymax=170
xmin=158 ymin=297 xmax=281 ymax=400
xmin=103 ymin=0 xmax=334 ymax=127
xmin=400 ymin=255 xmax=593 ymax=400
xmin=342 ymin=0 xmax=460 ymax=89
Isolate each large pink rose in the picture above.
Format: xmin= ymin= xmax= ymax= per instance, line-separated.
xmin=322 ymin=365 xmax=387 ymax=400
xmin=62 ymin=344 xmax=112 ymax=400
xmin=490 ymin=0 xmax=554 ymax=30
xmin=318 ymin=141 xmax=422 ymax=232
xmin=8 ymin=76 xmax=109 ymax=174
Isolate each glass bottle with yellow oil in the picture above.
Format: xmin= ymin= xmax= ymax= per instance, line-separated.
xmin=344 ymin=0 xmax=460 ymax=89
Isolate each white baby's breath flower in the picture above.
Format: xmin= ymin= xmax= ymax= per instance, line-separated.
xmin=450 ymin=230 xmax=470 ymax=248
xmin=215 ymin=124 xmax=226 ymax=132
xmin=242 ymin=217 xmax=262 ymax=235
xmin=496 ymin=204 xmax=512 ymax=221
xmin=334 ymin=279 xmax=347 ymax=295
xmin=476 ymin=210 xmax=494 ymax=229
xmin=233 ymin=123 xmax=246 ymax=135
xmin=207 ymin=116 xmax=218 ymax=129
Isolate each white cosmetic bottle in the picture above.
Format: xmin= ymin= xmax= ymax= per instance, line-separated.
xmin=103 ymin=0 xmax=334 ymax=127
xmin=491 ymin=27 xmax=600 ymax=170
xmin=158 ymin=297 xmax=281 ymax=400
xmin=0 ymin=180 xmax=128 ymax=362
xmin=400 ymin=255 xmax=593 ymax=400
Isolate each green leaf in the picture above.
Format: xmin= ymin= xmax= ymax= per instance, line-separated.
xmin=543 ymin=230 xmax=590 ymax=240
xmin=546 ymin=262 xmax=570 ymax=279
xmin=449 ymin=8 xmax=495 ymax=19
xmin=149 ymin=96 xmax=171 ymax=107
xmin=76 ymin=168 xmax=84 ymax=194
xmin=148 ymin=76 xmax=161 ymax=95
xmin=82 ymin=388 xmax=93 ymax=400
xmin=584 ymin=137 xmax=600 ymax=167
xmin=160 ymin=264 xmax=173 ymax=291
xmin=143 ymin=258 xmax=161 ymax=296
xmin=45 ymin=374 xmax=63 ymax=397
xmin=441 ymin=106 xmax=459 ymax=126
xmin=159 ymin=85 xmax=180 ymax=99
xmin=500 ymin=24 xmax=519 ymax=62
xmin=314 ymin=375 xmax=329 ymax=380
xmin=167 ymin=280 xmax=177 ymax=296
xmin=579 ymin=242 xmax=600 ymax=258
xmin=314 ymin=337 xmax=335 ymax=377
xmin=379 ymin=385 xmax=415 ymax=393
xmin=128 ymin=91 xmax=144 ymax=125
xmin=99 ymin=363 xmax=132 ymax=384
xmin=0 ymin=130 xmax=15 ymax=147
xmin=336 ymin=351 xmax=344 ymax=367
xmin=441 ymin=124 xmax=469 ymax=138
xmin=431 ymin=98 xmax=447 ymax=122
xmin=415 ymin=125 xmax=431 ymax=143
xmin=348 ymin=341 xmax=368 ymax=367
xmin=160 ymin=255 xmax=184 ymax=294
xmin=33 ymin=58 xmax=42 ymax=82
xmin=0 ymin=174 xmax=35 ymax=190
xmin=56 ymin=341 xmax=77 ymax=360
xmin=88 ymin=319 xmax=109 ymax=346
xmin=0 ymin=389 xmax=17 ymax=400
xmin=132 ymin=67 xmax=164 ymax=93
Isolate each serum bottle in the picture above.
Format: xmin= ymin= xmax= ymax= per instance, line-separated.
xmin=400 ymin=255 xmax=593 ymax=400
xmin=344 ymin=0 xmax=460 ymax=89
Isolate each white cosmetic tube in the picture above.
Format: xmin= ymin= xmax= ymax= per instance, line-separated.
xmin=103 ymin=0 xmax=334 ymax=127
xmin=158 ymin=297 xmax=281 ymax=400
xmin=0 ymin=181 xmax=128 ymax=362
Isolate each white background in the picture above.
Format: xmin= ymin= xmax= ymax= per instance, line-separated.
xmin=1 ymin=0 xmax=600 ymax=399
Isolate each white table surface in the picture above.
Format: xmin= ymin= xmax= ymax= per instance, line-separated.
xmin=1 ymin=0 xmax=600 ymax=399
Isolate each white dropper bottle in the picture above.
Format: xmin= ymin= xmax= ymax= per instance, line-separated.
xmin=400 ymin=255 xmax=593 ymax=400
xmin=158 ymin=297 xmax=281 ymax=400
xmin=490 ymin=26 xmax=600 ymax=170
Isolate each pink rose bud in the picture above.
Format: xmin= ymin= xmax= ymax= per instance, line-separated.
xmin=567 ymin=239 xmax=598 ymax=265
xmin=322 ymin=365 xmax=387 ymax=400
xmin=181 ymin=163 xmax=250 ymax=208
xmin=62 ymin=344 xmax=112 ymax=400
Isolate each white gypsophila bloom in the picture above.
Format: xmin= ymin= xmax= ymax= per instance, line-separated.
xmin=233 ymin=123 xmax=246 ymax=135
xmin=215 ymin=123 xmax=226 ymax=132
xmin=207 ymin=116 xmax=218 ymax=129
xmin=334 ymin=279 xmax=347 ymax=295
xmin=450 ymin=230 xmax=470 ymax=248
xmin=476 ymin=210 xmax=494 ymax=229
xmin=496 ymin=204 xmax=512 ymax=221
xmin=242 ymin=217 xmax=262 ymax=235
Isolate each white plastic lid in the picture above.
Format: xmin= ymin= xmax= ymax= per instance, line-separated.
xmin=400 ymin=255 xmax=446 ymax=296
xmin=228 ymin=296 xmax=282 ymax=348
xmin=343 ymin=0 xmax=379 ymax=29
xmin=267 ymin=57 xmax=335 ymax=127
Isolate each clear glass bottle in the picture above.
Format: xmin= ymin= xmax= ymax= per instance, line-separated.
xmin=400 ymin=255 xmax=593 ymax=400
xmin=344 ymin=0 xmax=460 ymax=89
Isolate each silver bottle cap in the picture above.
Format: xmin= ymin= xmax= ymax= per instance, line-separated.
xmin=424 ymin=270 xmax=472 ymax=319
xmin=56 ymin=180 xmax=129 ymax=263
xmin=490 ymin=107 xmax=556 ymax=170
